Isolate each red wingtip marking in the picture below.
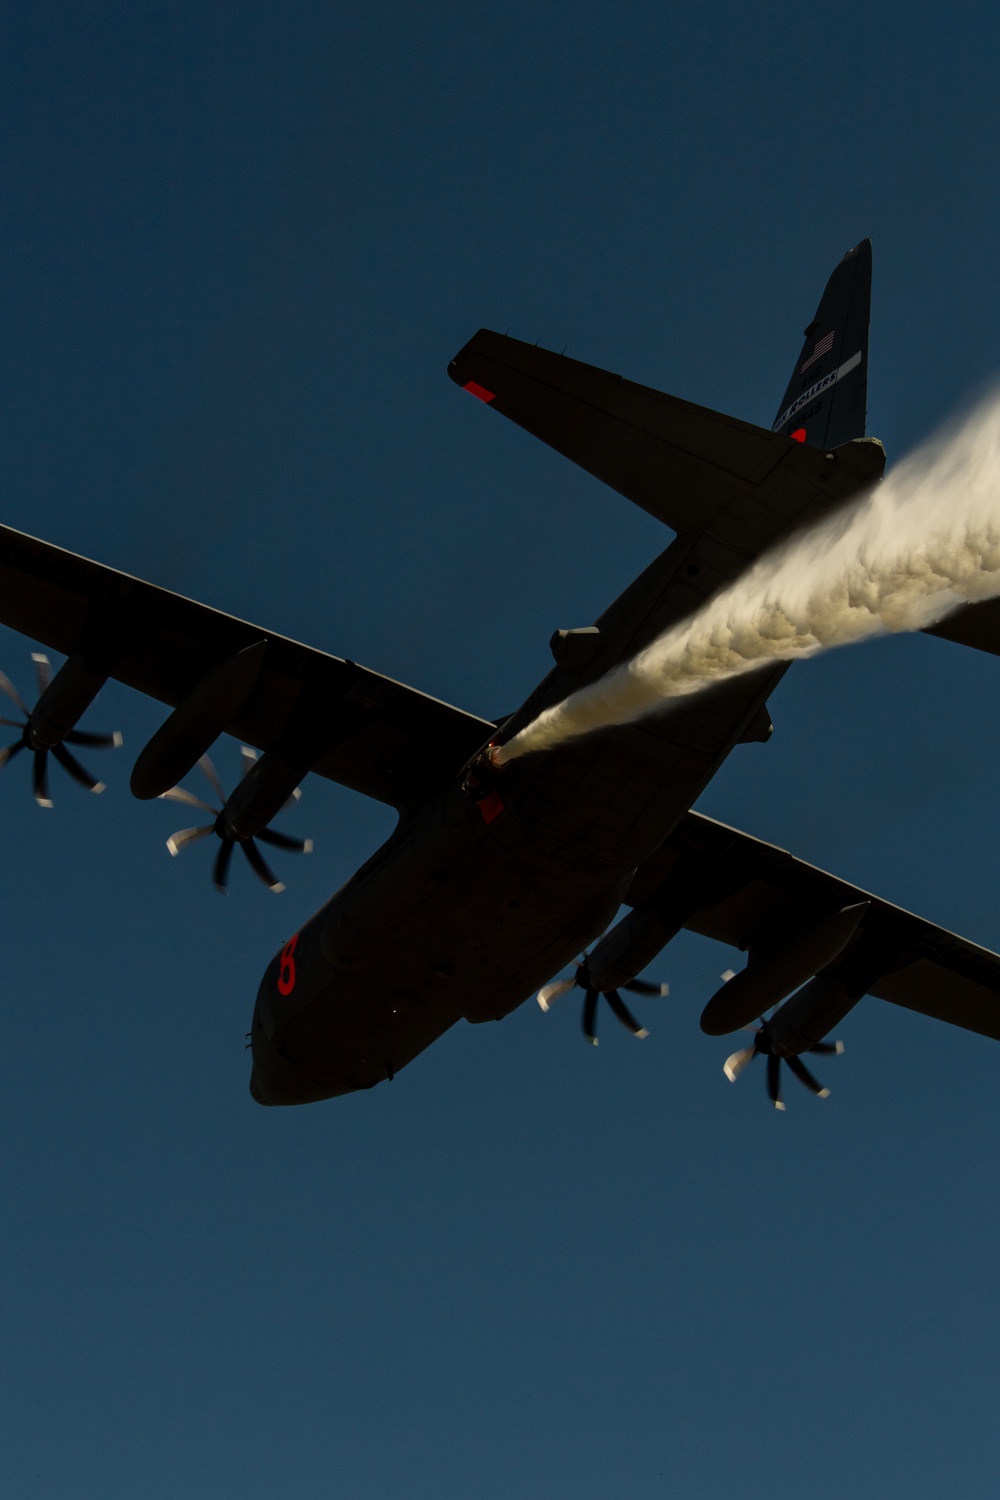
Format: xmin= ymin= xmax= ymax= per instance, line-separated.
xmin=463 ymin=380 xmax=496 ymax=404
xmin=790 ymin=427 xmax=807 ymax=443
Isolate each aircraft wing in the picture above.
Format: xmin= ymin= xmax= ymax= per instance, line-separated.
xmin=0 ymin=523 xmax=493 ymax=808
xmin=626 ymin=811 xmax=1000 ymax=1040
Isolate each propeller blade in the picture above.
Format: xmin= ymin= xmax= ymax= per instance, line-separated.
xmin=65 ymin=729 xmax=123 ymax=749
xmin=159 ymin=785 xmax=217 ymax=814
xmin=723 ymin=1045 xmax=757 ymax=1082
xmin=166 ymin=824 xmax=215 ymax=855
xmin=807 ymin=1040 xmax=845 ymax=1055
xmin=786 ymin=1055 xmax=830 ymax=1098
xmin=581 ymin=987 xmax=600 ymax=1045
xmin=32 ymin=652 xmax=52 ymax=696
xmin=537 ymin=977 xmax=575 ymax=1012
xmin=198 ymin=755 xmax=227 ymax=807
xmin=0 ymin=717 xmax=25 ymax=729
xmin=33 ymin=749 xmax=52 ymax=807
xmin=0 ymin=671 xmax=29 ymax=717
xmin=622 ymin=978 xmax=669 ymax=997
xmin=0 ymin=740 xmax=26 ymax=770
xmin=213 ymin=838 xmax=235 ymax=893
xmin=241 ymin=837 xmax=285 ymax=893
xmin=52 ymin=742 xmax=105 ymax=794
xmin=242 ymin=744 xmax=304 ymax=807
xmin=256 ymin=827 xmax=313 ymax=854
xmin=767 ymin=1054 xmax=785 ymax=1110
xmin=604 ymin=988 xmax=649 ymax=1038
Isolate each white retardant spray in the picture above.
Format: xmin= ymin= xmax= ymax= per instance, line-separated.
xmin=493 ymin=392 xmax=1000 ymax=766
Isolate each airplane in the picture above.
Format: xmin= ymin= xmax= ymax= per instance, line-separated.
xmin=2 ymin=239 xmax=1000 ymax=1110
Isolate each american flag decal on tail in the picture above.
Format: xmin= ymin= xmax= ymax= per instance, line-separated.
xmin=772 ymin=239 xmax=871 ymax=450
xmin=800 ymin=330 xmax=835 ymax=372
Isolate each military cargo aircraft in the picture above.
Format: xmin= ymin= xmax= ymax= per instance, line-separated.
xmin=3 ymin=240 xmax=1000 ymax=1109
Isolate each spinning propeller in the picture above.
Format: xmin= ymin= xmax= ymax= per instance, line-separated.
xmin=0 ymin=653 xmax=122 ymax=806
xmin=537 ymin=957 xmax=669 ymax=1044
xmin=723 ymin=1019 xmax=844 ymax=1110
xmin=161 ymin=748 xmax=312 ymax=894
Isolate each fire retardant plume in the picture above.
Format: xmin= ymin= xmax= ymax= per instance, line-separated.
xmin=493 ymin=391 xmax=1000 ymax=766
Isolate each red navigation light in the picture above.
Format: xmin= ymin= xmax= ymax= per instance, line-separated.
xmin=463 ymin=380 xmax=496 ymax=403
xmin=790 ymin=427 xmax=807 ymax=443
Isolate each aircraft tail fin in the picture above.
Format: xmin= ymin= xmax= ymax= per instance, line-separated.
xmin=771 ymin=240 xmax=871 ymax=450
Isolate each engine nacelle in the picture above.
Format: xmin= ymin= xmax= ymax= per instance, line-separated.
xmin=131 ymin=640 xmax=265 ymax=799
xmin=766 ymin=971 xmax=863 ymax=1057
xmin=700 ymin=901 xmax=869 ymax=1035
xmin=585 ymin=904 xmax=681 ymax=993
xmin=221 ymin=747 xmax=306 ymax=842
xmin=29 ymin=653 xmax=108 ymax=749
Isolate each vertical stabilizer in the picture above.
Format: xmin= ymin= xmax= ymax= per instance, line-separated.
xmin=771 ymin=240 xmax=871 ymax=449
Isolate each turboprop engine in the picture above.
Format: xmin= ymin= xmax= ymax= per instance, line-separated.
xmin=700 ymin=900 xmax=870 ymax=1035
xmin=536 ymin=904 xmax=673 ymax=1045
xmin=723 ymin=969 xmax=864 ymax=1110
xmin=0 ymin=651 xmax=122 ymax=804
xmin=764 ymin=969 xmax=865 ymax=1057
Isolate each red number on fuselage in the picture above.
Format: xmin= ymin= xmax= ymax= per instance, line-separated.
xmin=277 ymin=933 xmax=299 ymax=996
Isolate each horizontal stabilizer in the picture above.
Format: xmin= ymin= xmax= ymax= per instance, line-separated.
xmin=924 ymin=596 xmax=1000 ymax=661
xmin=448 ymin=330 xmax=880 ymax=540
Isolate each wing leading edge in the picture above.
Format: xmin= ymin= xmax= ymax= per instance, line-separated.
xmin=626 ymin=812 xmax=1000 ymax=1041
xmin=0 ymin=523 xmax=493 ymax=808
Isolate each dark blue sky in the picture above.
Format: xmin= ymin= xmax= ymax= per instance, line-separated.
xmin=2 ymin=4 xmax=1000 ymax=1496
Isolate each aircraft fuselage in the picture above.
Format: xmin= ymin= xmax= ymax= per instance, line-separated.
xmin=250 ymin=532 xmax=784 ymax=1104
